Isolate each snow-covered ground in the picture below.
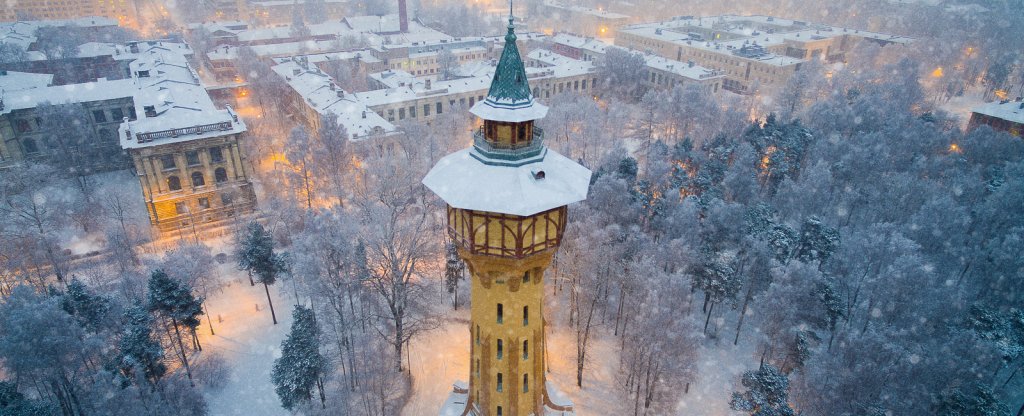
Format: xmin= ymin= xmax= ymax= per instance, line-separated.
xmin=199 ymin=262 xmax=295 ymax=416
xmin=402 ymin=310 xmax=471 ymax=416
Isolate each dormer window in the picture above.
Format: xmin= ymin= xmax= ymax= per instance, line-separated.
xmin=144 ymin=106 xmax=156 ymax=117
xmin=138 ymin=70 xmax=150 ymax=78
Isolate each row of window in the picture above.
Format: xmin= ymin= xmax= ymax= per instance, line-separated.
xmin=160 ymin=147 xmax=226 ymax=171
xmin=166 ymin=168 xmax=230 ymax=191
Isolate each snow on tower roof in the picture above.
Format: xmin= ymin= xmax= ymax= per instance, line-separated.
xmin=469 ymin=17 xmax=548 ymax=123
xmin=422 ymin=146 xmax=591 ymax=217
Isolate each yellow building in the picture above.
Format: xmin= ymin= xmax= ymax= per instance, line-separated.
xmin=1 ymin=0 xmax=134 ymax=25
xmin=424 ymin=16 xmax=591 ymax=416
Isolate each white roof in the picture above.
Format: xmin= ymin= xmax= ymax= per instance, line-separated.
xmin=470 ymin=99 xmax=549 ymax=123
xmin=1 ymin=78 xmax=136 ymax=115
xmin=271 ymin=60 xmax=397 ymax=140
xmin=973 ymin=100 xmax=1024 ymax=124
xmin=0 ymin=71 xmax=53 ymax=92
xmin=422 ymin=146 xmax=591 ymax=216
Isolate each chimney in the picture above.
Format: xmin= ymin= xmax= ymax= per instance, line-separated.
xmin=398 ymin=0 xmax=409 ymax=33
xmin=361 ymin=111 xmax=367 ymax=119
xmin=337 ymin=90 xmax=345 ymax=98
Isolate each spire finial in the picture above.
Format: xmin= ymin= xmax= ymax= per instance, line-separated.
xmin=505 ymin=0 xmax=516 ymax=42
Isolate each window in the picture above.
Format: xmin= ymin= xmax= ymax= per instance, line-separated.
xmin=496 ymin=374 xmax=503 ymax=392
xmin=15 ymin=119 xmax=31 ymax=133
xmin=410 ymin=106 xmax=416 ymax=118
xmin=111 ymin=108 xmax=124 ymax=121
xmin=198 ymin=197 xmax=210 ymax=210
xmin=160 ymin=154 xmax=176 ymax=170
xmin=138 ymin=70 xmax=150 ymax=77
xmin=210 ymin=147 xmax=224 ymax=163
xmin=191 ymin=172 xmax=205 ymax=187
xmin=497 ymin=303 xmax=503 ymax=324
xmin=523 ymin=306 xmax=529 ymax=326
xmin=175 ymin=202 xmax=187 ymax=214
xmin=424 ymin=104 xmax=430 ymax=117
xmin=215 ymin=167 xmax=228 ymax=183
xmin=21 ymin=138 xmax=39 ymax=155
xmin=497 ymin=406 xmax=502 ymax=416
xmin=469 ymin=97 xmax=475 ymax=107
xmin=92 ymin=110 xmax=107 ymax=123
xmin=167 ymin=175 xmax=181 ymax=191
xmin=398 ymin=108 xmax=405 ymax=120
xmin=523 ymin=271 xmax=530 ymax=283
xmin=436 ymin=102 xmax=443 ymax=114
xmin=186 ymin=151 xmax=201 ymax=166
xmin=221 ymin=193 xmax=233 ymax=205
xmin=387 ymin=109 xmax=394 ymax=121
xmin=497 ymin=339 xmax=503 ymax=360
xmin=475 ymin=359 xmax=480 ymax=377
xmin=523 ymin=375 xmax=529 ymax=393
xmin=476 ymin=325 xmax=480 ymax=344
xmin=523 ymin=340 xmax=529 ymax=360
xmin=143 ymin=105 xmax=156 ymax=117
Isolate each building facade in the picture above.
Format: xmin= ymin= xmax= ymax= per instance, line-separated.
xmin=0 ymin=1 xmax=134 ymax=25
xmin=119 ymin=43 xmax=256 ymax=234
xmin=969 ymin=99 xmax=1024 ymax=137
xmin=425 ymin=17 xmax=590 ymax=416
xmin=616 ymin=15 xmax=911 ymax=93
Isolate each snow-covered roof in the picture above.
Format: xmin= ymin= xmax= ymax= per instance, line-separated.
xmin=542 ymin=1 xmax=631 ymax=20
xmin=550 ymin=33 xmax=609 ymax=54
xmin=422 ymin=146 xmax=591 ymax=216
xmin=0 ymin=71 xmax=53 ymax=92
xmin=1 ymin=78 xmax=136 ymax=115
xmin=470 ymin=22 xmax=548 ymax=123
xmin=271 ymin=59 xmax=397 ymax=140
xmin=973 ymin=100 xmax=1024 ymax=125
xmin=644 ymin=54 xmax=724 ymax=80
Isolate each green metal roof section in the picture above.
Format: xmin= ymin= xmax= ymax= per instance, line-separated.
xmin=484 ymin=17 xmax=534 ymax=108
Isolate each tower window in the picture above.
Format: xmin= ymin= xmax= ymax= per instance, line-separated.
xmin=523 ymin=340 xmax=529 ymax=360
xmin=523 ymin=374 xmax=529 ymax=393
xmin=497 ymin=373 xmax=503 ymax=392
xmin=497 ymin=303 xmax=503 ymax=324
xmin=476 ymin=325 xmax=480 ymax=344
xmin=523 ymin=306 xmax=528 ymax=326
xmin=475 ymin=359 xmax=480 ymax=377
xmin=523 ymin=271 xmax=529 ymax=283
xmin=497 ymin=406 xmax=502 ymax=416
xmin=497 ymin=339 xmax=503 ymax=360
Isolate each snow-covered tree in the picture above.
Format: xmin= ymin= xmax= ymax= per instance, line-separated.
xmin=118 ymin=306 xmax=167 ymax=384
xmin=236 ymin=221 xmax=288 ymax=324
xmin=730 ymin=364 xmax=795 ymax=416
xmin=272 ymin=305 xmax=327 ymax=410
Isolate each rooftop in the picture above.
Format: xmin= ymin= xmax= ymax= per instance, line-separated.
xmin=973 ymin=99 xmax=1024 ymax=125
xmin=0 ymin=70 xmax=53 ymax=92
xmin=470 ymin=20 xmax=548 ymax=123
xmin=271 ymin=59 xmax=397 ymax=140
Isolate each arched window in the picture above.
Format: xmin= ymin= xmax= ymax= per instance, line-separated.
xmin=523 ymin=271 xmax=530 ymax=283
xmin=496 ymin=339 xmax=503 ymax=360
xmin=191 ymin=172 xmax=205 ymax=187
xmin=167 ymin=175 xmax=181 ymax=191
xmin=523 ymin=306 xmax=529 ymax=326
xmin=215 ymin=167 xmax=228 ymax=183
xmin=523 ymin=340 xmax=528 ymax=360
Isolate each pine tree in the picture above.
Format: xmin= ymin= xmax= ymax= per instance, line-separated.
xmin=60 ymin=277 xmax=112 ymax=333
xmin=729 ymin=364 xmax=796 ymax=416
xmin=147 ymin=269 xmax=204 ymax=383
xmin=933 ymin=384 xmax=1009 ymax=416
xmin=271 ymin=305 xmax=326 ymax=410
xmin=795 ymin=216 xmax=840 ymax=266
xmin=118 ymin=306 xmax=167 ymax=384
xmin=0 ymin=381 xmax=55 ymax=415
xmin=236 ymin=222 xmax=288 ymax=325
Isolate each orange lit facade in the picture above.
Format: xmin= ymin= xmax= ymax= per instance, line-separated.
xmin=1 ymin=0 xmax=134 ymax=24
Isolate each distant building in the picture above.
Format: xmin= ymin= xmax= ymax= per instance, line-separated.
xmin=248 ymin=0 xmax=348 ymax=25
xmin=0 ymin=1 xmax=134 ymax=25
xmin=118 ymin=48 xmax=256 ymax=234
xmin=616 ymin=15 xmax=912 ymax=94
xmin=0 ymin=41 xmax=194 ymax=170
xmin=542 ymin=34 xmax=724 ymax=93
xmin=969 ymin=99 xmax=1024 ymax=137
xmin=538 ymin=1 xmax=633 ymax=38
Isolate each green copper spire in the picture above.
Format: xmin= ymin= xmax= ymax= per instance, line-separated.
xmin=483 ymin=10 xmax=533 ymax=108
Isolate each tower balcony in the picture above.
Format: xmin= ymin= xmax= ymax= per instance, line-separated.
xmin=473 ymin=126 xmax=545 ymax=162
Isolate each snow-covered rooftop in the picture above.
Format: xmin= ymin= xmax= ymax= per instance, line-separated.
xmin=542 ymin=1 xmax=631 ymax=20
xmin=973 ymin=100 xmax=1024 ymax=125
xmin=0 ymin=71 xmax=53 ymax=92
xmin=272 ymin=59 xmax=397 ymax=140
xmin=422 ymin=146 xmax=591 ymax=216
xmin=550 ymin=33 xmax=610 ymax=54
